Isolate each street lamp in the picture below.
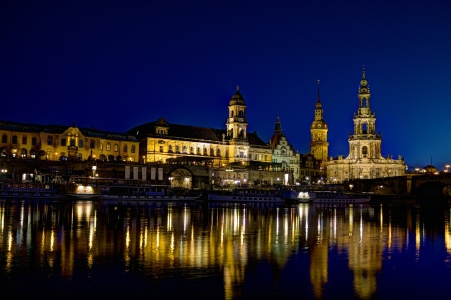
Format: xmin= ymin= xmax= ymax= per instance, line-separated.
xmin=92 ymin=165 xmax=97 ymax=177
xmin=445 ymin=165 xmax=450 ymax=173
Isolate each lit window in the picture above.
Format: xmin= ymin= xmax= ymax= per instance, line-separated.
xmin=114 ymin=144 xmax=118 ymax=152
xmin=106 ymin=143 xmax=111 ymax=151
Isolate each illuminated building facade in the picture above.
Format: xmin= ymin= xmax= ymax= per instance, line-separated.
xmin=309 ymin=80 xmax=329 ymax=167
xmin=325 ymin=68 xmax=405 ymax=182
xmin=0 ymin=121 xmax=140 ymax=162
xmin=129 ymin=87 xmax=272 ymax=168
xmin=269 ymin=117 xmax=300 ymax=183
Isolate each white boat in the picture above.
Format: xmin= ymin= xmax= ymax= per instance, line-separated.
xmin=65 ymin=176 xmax=102 ymax=199
xmin=309 ymin=190 xmax=371 ymax=203
xmin=102 ymin=184 xmax=201 ymax=201
xmin=0 ymin=181 xmax=63 ymax=199
xmin=208 ymin=189 xmax=284 ymax=203
xmin=281 ymin=190 xmax=312 ymax=203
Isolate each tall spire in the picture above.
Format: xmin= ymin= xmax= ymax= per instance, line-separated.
xmin=317 ymin=79 xmax=321 ymax=103
xmin=362 ymin=65 xmax=366 ymax=80
xmin=274 ymin=116 xmax=283 ymax=134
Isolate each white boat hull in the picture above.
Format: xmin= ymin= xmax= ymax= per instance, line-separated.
xmin=101 ymin=194 xmax=201 ymax=201
xmin=208 ymin=194 xmax=284 ymax=203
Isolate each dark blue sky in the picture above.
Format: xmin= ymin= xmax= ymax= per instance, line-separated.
xmin=1 ymin=0 xmax=450 ymax=169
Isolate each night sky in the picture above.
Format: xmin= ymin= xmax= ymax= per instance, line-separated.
xmin=1 ymin=0 xmax=450 ymax=170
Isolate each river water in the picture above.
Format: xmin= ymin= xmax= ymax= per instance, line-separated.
xmin=1 ymin=198 xmax=451 ymax=299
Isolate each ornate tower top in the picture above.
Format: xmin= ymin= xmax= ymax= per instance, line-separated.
xmin=311 ymin=80 xmax=327 ymax=125
xmin=358 ymin=66 xmax=370 ymax=95
xmin=316 ymin=79 xmax=322 ymax=109
xmin=229 ymin=85 xmax=246 ymax=106
xmin=273 ymin=116 xmax=283 ymax=134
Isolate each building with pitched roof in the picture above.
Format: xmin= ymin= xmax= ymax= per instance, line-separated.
xmin=128 ymin=87 xmax=273 ymax=169
xmin=269 ymin=117 xmax=300 ymax=183
xmin=0 ymin=121 xmax=139 ymax=162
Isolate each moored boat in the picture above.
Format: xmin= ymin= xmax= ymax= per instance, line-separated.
xmin=281 ymin=190 xmax=312 ymax=203
xmin=0 ymin=181 xmax=64 ymax=199
xmin=208 ymin=188 xmax=284 ymax=203
xmin=309 ymin=190 xmax=371 ymax=203
xmin=65 ymin=176 xmax=102 ymax=199
xmin=102 ymin=184 xmax=201 ymax=201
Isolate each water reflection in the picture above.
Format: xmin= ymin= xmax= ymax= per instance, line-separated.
xmin=1 ymin=199 xmax=451 ymax=299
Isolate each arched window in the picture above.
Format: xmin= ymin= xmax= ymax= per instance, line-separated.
xmin=100 ymin=143 xmax=104 ymax=150
xmin=230 ymin=111 xmax=234 ymax=118
xmin=210 ymin=148 xmax=214 ymax=156
xmin=131 ymin=145 xmax=135 ymax=153
xmin=78 ymin=140 xmax=83 ymax=148
xmin=1 ymin=134 xmax=7 ymax=143
xmin=106 ymin=143 xmax=111 ymax=151
xmin=168 ymin=145 xmax=173 ymax=152
xmin=362 ymin=98 xmax=367 ymax=107
xmin=239 ymin=110 xmax=243 ymax=117
xmin=114 ymin=144 xmax=118 ymax=152
xmin=362 ymin=146 xmax=368 ymax=155
xmin=197 ymin=147 xmax=201 ymax=155
xmin=182 ymin=146 xmax=187 ymax=153
xmin=190 ymin=147 xmax=194 ymax=154
xmin=203 ymin=148 xmax=207 ymax=155
xmin=123 ymin=145 xmax=128 ymax=152
xmin=217 ymin=149 xmax=221 ymax=157
xmin=175 ymin=145 xmax=180 ymax=153
xmin=12 ymin=135 xmax=18 ymax=144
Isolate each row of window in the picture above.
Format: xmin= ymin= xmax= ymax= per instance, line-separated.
xmin=100 ymin=143 xmax=136 ymax=153
xmin=1 ymin=134 xmax=136 ymax=154
xmin=2 ymin=134 xmax=37 ymax=145
xmin=164 ymin=145 xmax=222 ymax=156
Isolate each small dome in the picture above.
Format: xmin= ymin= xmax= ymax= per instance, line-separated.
xmin=229 ymin=87 xmax=246 ymax=106
xmin=424 ymin=165 xmax=438 ymax=173
xmin=157 ymin=117 xmax=168 ymax=125
xmin=310 ymin=120 xmax=328 ymax=129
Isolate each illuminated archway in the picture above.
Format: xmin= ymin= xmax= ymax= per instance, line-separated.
xmin=169 ymin=168 xmax=193 ymax=189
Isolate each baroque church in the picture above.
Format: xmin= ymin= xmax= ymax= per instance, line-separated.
xmin=324 ymin=68 xmax=405 ymax=182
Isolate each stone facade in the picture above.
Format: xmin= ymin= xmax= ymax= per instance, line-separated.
xmin=129 ymin=87 xmax=272 ymax=168
xmin=0 ymin=121 xmax=140 ymax=162
xmin=325 ymin=68 xmax=405 ymax=182
xmin=269 ymin=117 xmax=300 ymax=183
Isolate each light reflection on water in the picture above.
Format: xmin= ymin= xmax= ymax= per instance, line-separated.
xmin=0 ymin=198 xmax=451 ymax=299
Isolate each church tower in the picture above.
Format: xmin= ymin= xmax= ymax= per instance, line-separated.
xmin=348 ymin=67 xmax=382 ymax=160
xmin=226 ymin=86 xmax=249 ymax=163
xmin=310 ymin=80 xmax=329 ymax=165
xmin=324 ymin=67 xmax=405 ymax=182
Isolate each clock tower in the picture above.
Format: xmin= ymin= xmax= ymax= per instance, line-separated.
xmin=310 ymin=80 xmax=329 ymax=165
xmin=226 ymin=86 xmax=250 ymax=163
